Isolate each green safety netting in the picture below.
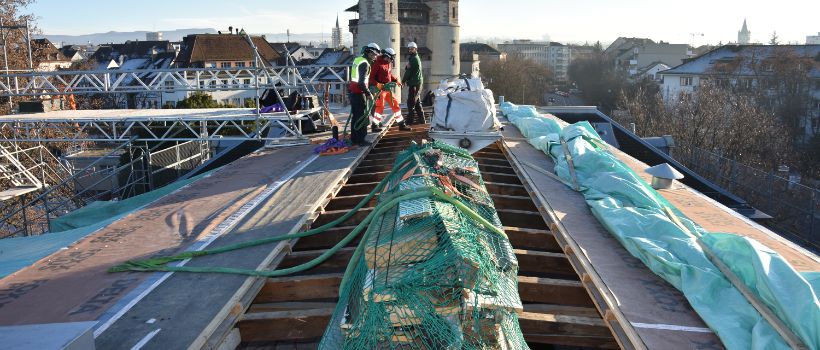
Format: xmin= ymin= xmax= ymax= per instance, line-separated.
xmin=319 ymin=141 xmax=528 ymax=349
xmin=500 ymin=101 xmax=820 ymax=350
xmin=109 ymin=141 xmax=529 ymax=349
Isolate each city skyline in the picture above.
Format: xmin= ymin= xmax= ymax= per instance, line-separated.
xmin=26 ymin=0 xmax=819 ymax=46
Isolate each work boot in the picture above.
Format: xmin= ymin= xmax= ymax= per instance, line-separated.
xmin=371 ymin=123 xmax=382 ymax=132
xmin=399 ymin=123 xmax=411 ymax=131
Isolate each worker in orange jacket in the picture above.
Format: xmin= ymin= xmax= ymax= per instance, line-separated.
xmin=368 ymin=48 xmax=408 ymax=132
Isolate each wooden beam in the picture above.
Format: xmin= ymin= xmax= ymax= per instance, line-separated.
xmin=518 ymin=276 xmax=594 ymax=307
xmin=255 ymin=274 xmax=343 ymax=303
xmin=519 ymin=311 xmax=617 ymax=348
xmin=312 ymin=207 xmax=373 ymax=226
xmin=238 ymin=308 xmax=333 ymax=342
xmin=294 ymin=226 xmax=359 ymax=251
xmin=498 ymin=209 xmax=550 ymax=230
xmin=277 ymin=248 xmax=355 ymax=274
xmin=515 ymin=249 xmax=576 ymax=277
xmin=505 ymin=226 xmax=561 ymax=252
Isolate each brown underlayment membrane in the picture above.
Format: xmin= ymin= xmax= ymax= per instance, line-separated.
xmin=0 ymin=145 xmax=315 ymax=325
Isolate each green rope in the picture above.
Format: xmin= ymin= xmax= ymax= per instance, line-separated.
xmin=108 ymin=156 xmax=412 ymax=274
xmin=109 ymin=146 xmax=425 ymax=274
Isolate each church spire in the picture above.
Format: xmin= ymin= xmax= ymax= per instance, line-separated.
xmin=738 ymin=18 xmax=751 ymax=44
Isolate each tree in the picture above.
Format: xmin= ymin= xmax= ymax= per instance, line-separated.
xmin=481 ymin=54 xmax=554 ymax=105
xmin=769 ymin=31 xmax=780 ymax=45
xmin=0 ymin=0 xmax=40 ymax=114
xmin=568 ymin=50 xmax=623 ymax=113
xmin=176 ymin=92 xmax=221 ymax=109
xmin=617 ymin=81 xmax=791 ymax=171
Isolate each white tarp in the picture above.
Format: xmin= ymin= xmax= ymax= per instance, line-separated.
xmin=432 ymin=78 xmax=500 ymax=132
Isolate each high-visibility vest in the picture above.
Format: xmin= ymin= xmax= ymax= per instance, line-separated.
xmin=349 ymin=56 xmax=370 ymax=94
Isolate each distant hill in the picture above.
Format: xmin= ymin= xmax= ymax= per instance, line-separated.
xmin=37 ymin=29 xmax=351 ymax=47
xmin=37 ymin=28 xmax=218 ymax=45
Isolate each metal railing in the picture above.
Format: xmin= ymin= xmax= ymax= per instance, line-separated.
xmin=675 ymin=145 xmax=819 ymax=252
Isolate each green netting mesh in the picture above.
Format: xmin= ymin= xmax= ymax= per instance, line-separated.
xmin=320 ymin=140 xmax=528 ymax=349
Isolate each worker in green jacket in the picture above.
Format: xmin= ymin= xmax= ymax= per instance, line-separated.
xmin=402 ymin=42 xmax=424 ymax=126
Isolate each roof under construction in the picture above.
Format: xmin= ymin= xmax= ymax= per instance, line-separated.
xmin=0 ymin=104 xmax=816 ymax=349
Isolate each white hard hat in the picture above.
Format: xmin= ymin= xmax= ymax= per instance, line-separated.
xmin=407 ymin=42 xmax=418 ymax=49
xmin=364 ymin=42 xmax=381 ymax=53
xmin=383 ymin=47 xmax=396 ymax=59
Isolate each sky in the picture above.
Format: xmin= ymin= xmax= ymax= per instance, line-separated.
xmin=26 ymin=0 xmax=819 ymax=46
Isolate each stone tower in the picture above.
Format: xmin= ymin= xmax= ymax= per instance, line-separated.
xmin=738 ymin=19 xmax=751 ymax=45
xmin=425 ymin=0 xmax=460 ymax=89
xmin=354 ymin=0 xmax=402 ymax=89
xmin=332 ymin=15 xmax=343 ymax=49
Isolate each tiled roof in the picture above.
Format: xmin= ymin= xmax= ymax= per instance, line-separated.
xmin=659 ymin=45 xmax=820 ymax=78
xmin=459 ymin=43 xmax=501 ymax=56
xmin=176 ymin=34 xmax=281 ymax=66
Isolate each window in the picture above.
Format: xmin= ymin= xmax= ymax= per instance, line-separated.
xmin=220 ymin=62 xmax=231 ymax=68
xmin=243 ymin=78 xmax=251 ymax=86
xmin=680 ymin=76 xmax=693 ymax=86
xmin=236 ymin=62 xmax=246 ymax=68
xmin=165 ymin=80 xmax=174 ymax=91
xmin=389 ymin=2 xmax=393 ymax=14
xmin=453 ymin=6 xmax=457 ymax=19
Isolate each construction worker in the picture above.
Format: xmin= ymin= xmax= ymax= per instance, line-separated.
xmin=349 ymin=42 xmax=381 ymax=146
xmin=369 ymin=47 xmax=408 ymax=132
xmin=402 ymin=42 xmax=424 ymax=126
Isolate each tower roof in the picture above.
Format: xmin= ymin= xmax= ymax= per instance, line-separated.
xmin=741 ymin=19 xmax=749 ymax=33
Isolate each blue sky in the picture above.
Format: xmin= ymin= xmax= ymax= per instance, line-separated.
xmin=27 ymin=0 xmax=819 ymax=45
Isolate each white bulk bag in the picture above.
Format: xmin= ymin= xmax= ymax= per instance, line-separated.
xmin=433 ymin=85 xmax=499 ymax=132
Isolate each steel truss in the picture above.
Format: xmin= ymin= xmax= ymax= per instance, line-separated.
xmin=0 ymin=65 xmax=350 ymax=97
xmin=0 ymin=107 xmax=322 ymax=142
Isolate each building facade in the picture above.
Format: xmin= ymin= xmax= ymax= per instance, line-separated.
xmin=347 ymin=0 xmax=460 ymax=92
xmin=497 ymin=40 xmax=573 ymax=82
xmin=807 ymin=33 xmax=820 ymax=45
xmin=658 ymin=45 xmax=820 ymax=140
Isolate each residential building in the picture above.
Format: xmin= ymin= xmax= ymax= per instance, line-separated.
xmin=306 ymin=48 xmax=355 ymax=104
xmin=458 ymin=42 xmax=503 ymax=77
xmin=498 ymin=40 xmax=549 ymax=66
xmin=176 ymin=34 xmax=279 ymax=68
xmin=332 ymin=15 xmax=343 ymax=49
xmin=460 ymin=52 xmax=479 ymax=77
xmin=270 ymin=42 xmax=315 ymax=63
xmin=738 ymin=19 xmax=751 ymax=44
xmin=612 ymin=41 xmax=690 ymax=78
xmin=91 ymin=40 xmax=175 ymax=70
xmin=604 ymin=37 xmax=654 ymax=57
xmin=497 ymin=40 xmax=573 ymax=81
xmin=31 ymin=39 xmax=71 ymax=71
xmin=460 ymin=42 xmax=505 ymax=63
xmin=808 ymin=33 xmax=820 ymax=45
xmin=58 ymin=45 xmax=87 ymax=63
xmin=569 ymin=44 xmax=596 ymax=62
xmin=147 ymin=32 xmax=163 ymax=41
xmin=548 ymin=42 xmax=570 ymax=82
xmin=658 ymin=45 xmax=820 ymax=140
xmin=347 ymin=0 xmax=460 ymax=92
xmin=87 ymin=40 xmax=177 ymax=108
xmin=171 ymin=34 xmax=282 ymax=107
xmin=638 ymin=62 xmax=670 ymax=81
